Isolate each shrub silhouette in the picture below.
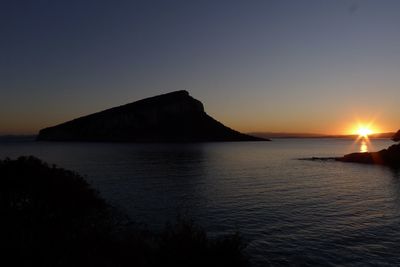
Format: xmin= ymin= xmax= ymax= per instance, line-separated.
xmin=0 ymin=156 xmax=118 ymax=266
xmin=155 ymin=217 xmax=248 ymax=267
xmin=0 ymin=156 xmax=249 ymax=267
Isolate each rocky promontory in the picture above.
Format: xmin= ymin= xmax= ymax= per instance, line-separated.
xmin=336 ymin=143 xmax=400 ymax=167
xmin=335 ymin=130 xmax=400 ymax=167
xmin=37 ymin=90 xmax=268 ymax=142
xmin=304 ymin=130 xmax=400 ymax=167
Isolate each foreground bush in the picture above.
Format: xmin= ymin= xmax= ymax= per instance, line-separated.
xmin=0 ymin=156 xmax=249 ymax=267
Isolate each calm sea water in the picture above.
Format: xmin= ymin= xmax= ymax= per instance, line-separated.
xmin=1 ymin=138 xmax=400 ymax=266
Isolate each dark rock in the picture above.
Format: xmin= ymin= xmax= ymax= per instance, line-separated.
xmin=392 ymin=130 xmax=400 ymax=142
xmin=336 ymin=143 xmax=400 ymax=167
xmin=37 ymin=90 xmax=268 ymax=142
xmin=299 ymin=157 xmax=337 ymax=161
xmin=307 ymin=129 xmax=400 ymax=167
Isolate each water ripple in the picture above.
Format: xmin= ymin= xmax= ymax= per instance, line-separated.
xmin=1 ymin=139 xmax=400 ymax=266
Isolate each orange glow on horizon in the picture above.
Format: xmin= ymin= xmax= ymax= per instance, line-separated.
xmin=344 ymin=117 xmax=381 ymax=137
xmin=344 ymin=119 xmax=380 ymax=154
xmin=357 ymin=127 xmax=373 ymax=138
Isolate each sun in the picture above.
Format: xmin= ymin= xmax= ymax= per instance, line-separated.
xmin=357 ymin=127 xmax=373 ymax=138
xmin=349 ymin=119 xmax=379 ymax=139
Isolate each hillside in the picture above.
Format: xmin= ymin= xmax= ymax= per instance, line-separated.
xmin=37 ymin=91 xmax=267 ymax=142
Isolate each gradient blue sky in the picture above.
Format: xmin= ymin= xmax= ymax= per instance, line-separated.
xmin=1 ymin=0 xmax=400 ymax=134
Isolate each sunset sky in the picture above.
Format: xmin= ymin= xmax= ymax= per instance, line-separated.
xmin=1 ymin=0 xmax=400 ymax=135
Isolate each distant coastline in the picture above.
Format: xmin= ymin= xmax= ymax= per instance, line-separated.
xmin=0 ymin=135 xmax=36 ymax=141
xmin=0 ymin=133 xmax=395 ymax=141
xmin=249 ymin=132 xmax=395 ymax=139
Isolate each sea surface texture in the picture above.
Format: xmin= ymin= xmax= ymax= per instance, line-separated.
xmin=1 ymin=139 xmax=399 ymax=266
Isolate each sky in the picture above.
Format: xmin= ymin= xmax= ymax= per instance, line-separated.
xmin=1 ymin=0 xmax=400 ymax=135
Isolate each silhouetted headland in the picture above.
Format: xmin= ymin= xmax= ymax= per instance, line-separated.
xmin=392 ymin=130 xmax=400 ymax=142
xmin=336 ymin=144 xmax=400 ymax=167
xmin=335 ymin=130 xmax=400 ymax=167
xmin=251 ymin=132 xmax=395 ymax=139
xmin=304 ymin=130 xmax=400 ymax=167
xmin=37 ymin=90 xmax=268 ymax=142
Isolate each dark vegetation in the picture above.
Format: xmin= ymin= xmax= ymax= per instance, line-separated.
xmin=0 ymin=156 xmax=249 ymax=267
xmin=37 ymin=90 xmax=267 ymax=142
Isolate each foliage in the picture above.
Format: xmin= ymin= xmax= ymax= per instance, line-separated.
xmin=0 ymin=156 xmax=249 ymax=267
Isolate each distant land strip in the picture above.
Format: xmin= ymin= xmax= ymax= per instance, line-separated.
xmin=250 ymin=132 xmax=395 ymax=139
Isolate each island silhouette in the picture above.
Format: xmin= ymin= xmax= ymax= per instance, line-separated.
xmin=37 ymin=90 xmax=268 ymax=142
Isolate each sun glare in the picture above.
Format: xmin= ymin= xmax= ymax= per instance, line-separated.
xmin=357 ymin=127 xmax=372 ymax=137
xmin=357 ymin=127 xmax=373 ymax=138
xmin=349 ymin=119 xmax=378 ymax=139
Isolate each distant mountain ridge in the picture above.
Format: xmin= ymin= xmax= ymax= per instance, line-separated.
xmin=305 ymin=130 xmax=400 ymax=167
xmin=37 ymin=90 xmax=267 ymax=142
xmin=250 ymin=132 xmax=395 ymax=139
xmin=0 ymin=135 xmax=36 ymax=141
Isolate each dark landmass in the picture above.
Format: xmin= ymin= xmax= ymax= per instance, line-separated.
xmin=37 ymin=90 xmax=267 ymax=142
xmin=1 ymin=156 xmax=249 ymax=267
xmin=299 ymin=157 xmax=337 ymax=161
xmin=393 ymin=130 xmax=400 ymax=142
xmin=303 ymin=130 xmax=400 ymax=167
xmin=251 ymin=132 xmax=394 ymax=139
xmin=250 ymin=132 xmax=331 ymax=139
xmin=334 ymin=132 xmax=395 ymax=139
xmin=0 ymin=135 xmax=36 ymax=141
xmin=336 ymin=144 xmax=400 ymax=167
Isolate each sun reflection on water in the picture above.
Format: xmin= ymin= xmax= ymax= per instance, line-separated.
xmin=360 ymin=140 xmax=368 ymax=153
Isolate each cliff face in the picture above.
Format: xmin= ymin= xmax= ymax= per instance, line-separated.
xmin=37 ymin=90 xmax=268 ymax=142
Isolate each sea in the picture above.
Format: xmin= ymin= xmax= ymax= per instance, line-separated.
xmin=1 ymin=138 xmax=400 ymax=266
